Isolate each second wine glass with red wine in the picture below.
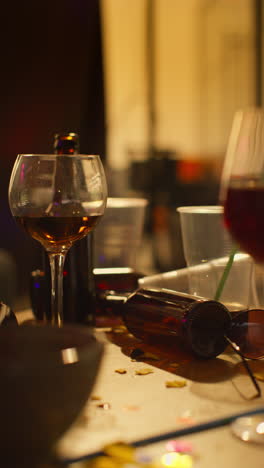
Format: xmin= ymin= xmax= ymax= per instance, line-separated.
xmin=220 ymin=107 xmax=264 ymax=442
xmin=221 ymin=108 xmax=264 ymax=264
xmin=9 ymin=154 xmax=107 ymax=326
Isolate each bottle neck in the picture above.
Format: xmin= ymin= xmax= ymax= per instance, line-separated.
xmin=54 ymin=133 xmax=79 ymax=154
xmin=52 ymin=132 xmax=80 ymax=203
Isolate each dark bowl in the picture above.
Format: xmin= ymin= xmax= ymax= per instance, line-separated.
xmin=0 ymin=324 xmax=104 ymax=467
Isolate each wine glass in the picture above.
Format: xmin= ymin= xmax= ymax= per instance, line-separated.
xmin=220 ymin=107 xmax=264 ymax=442
xmin=9 ymin=154 xmax=107 ymax=326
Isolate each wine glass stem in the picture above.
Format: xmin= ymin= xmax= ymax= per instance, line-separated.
xmin=48 ymin=252 xmax=66 ymax=326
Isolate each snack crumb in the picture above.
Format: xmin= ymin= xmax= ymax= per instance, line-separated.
xmin=135 ymin=368 xmax=154 ymax=376
xmin=165 ymin=379 xmax=187 ymax=388
xmin=115 ymin=368 xmax=127 ymax=374
xmin=91 ymin=395 xmax=102 ymax=401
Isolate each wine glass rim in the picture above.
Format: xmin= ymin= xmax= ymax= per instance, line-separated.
xmin=17 ymin=153 xmax=101 ymax=158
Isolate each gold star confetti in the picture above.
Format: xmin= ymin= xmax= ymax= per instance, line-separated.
xmin=103 ymin=442 xmax=135 ymax=462
xmin=115 ymin=368 xmax=127 ymax=374
xmin=79 ymin=441 xmax=195 ymax=468
xmin=165 ymin=379 xmax=187 ymax=388
xmin=135 ymin=368 xmax=154 ymax=375
xmin=166 ymin=440 xmax=194 ymax=453
xmin=91 ymin=395 xmax=102 ymax=401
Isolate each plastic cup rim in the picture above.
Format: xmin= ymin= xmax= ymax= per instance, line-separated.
xmin=106 ymin=197 xmax=148 ymax=208
xmin=177 ymin=205 xmax=223 ymax=214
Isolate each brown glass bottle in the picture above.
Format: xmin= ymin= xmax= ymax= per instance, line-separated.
xmin=122 ymin=288 xmax=232 ymax=359
xmin=39 ymin=132 xmax=96 ymax=325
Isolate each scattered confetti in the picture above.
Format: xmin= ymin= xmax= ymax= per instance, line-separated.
xmin=80 ymin=442 xmax=195 ymax=468
xmin=80 ymin=443 xmax=137 ymax=468
xmin=160 ymin=452 xmax=193 ymax=468
xmin=115 ymin=368 xmax=127 ymax=374
xmin=166 ymin=440 xmax=193 ymax=454
xmin=122 ymin=405 xmax=140 ymax=411
xmin=135 ymin=368 xmax=154 ymax=376
xmin=96 ymin=403 xmax=111 ymax=410
xmin=103 ymin=442 xmax=135 ymax=463
xmin=165 ymin=379 xmax=187 ymax=388
xmin=91 ymin=395 xmax=102 ymax=401
xmin=254 ymin=372 xmax=264 ymax=382
xmin=177 ymin=417 xmax=196 ymax=425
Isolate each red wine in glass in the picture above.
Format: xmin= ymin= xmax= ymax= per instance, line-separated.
xmin=224 ymin=177 xmax=264 ymax=264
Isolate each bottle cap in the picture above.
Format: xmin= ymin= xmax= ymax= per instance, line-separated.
xmin=185 ymin=300 xmax=231 ymax=358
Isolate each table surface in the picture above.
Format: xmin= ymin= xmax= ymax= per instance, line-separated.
xmin=47 ymin=323 xmax=264 ymax=468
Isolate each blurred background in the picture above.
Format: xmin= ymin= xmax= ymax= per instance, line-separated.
xmin=0 ymin=0 xmax=262 ymax=309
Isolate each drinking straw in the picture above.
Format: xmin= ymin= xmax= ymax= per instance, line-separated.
xmin=214 ymin=245 xmax=238 ymax=301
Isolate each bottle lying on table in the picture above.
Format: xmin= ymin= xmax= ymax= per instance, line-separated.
xmin=121 ymin=288 xmax=231 ymax=359
xmin=121 ymin=287 xmax=264 ymax=361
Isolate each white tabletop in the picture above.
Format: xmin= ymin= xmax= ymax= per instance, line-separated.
xmin=54 ymin=327 xmax=264 ymax=468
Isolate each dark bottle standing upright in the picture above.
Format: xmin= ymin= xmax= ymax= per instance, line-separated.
xmin=37 ymin=132 xmax=96 ymax=325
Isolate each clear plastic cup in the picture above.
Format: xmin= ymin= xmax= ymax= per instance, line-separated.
xmin=175 ymin=205 xmax=254 ymax=310
xmin=94 ymin=197 xmax=148 ymax=270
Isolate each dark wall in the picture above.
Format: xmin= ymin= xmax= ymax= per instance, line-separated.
xmin=0 ymin=0 xmax=105 ymax=306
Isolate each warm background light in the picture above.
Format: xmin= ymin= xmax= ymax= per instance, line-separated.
xmin=100 ymin=0 xmax=255 ymax=170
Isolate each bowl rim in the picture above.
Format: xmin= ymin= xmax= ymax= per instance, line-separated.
xmin=0 ymin=324 xmax=104 ymax=371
